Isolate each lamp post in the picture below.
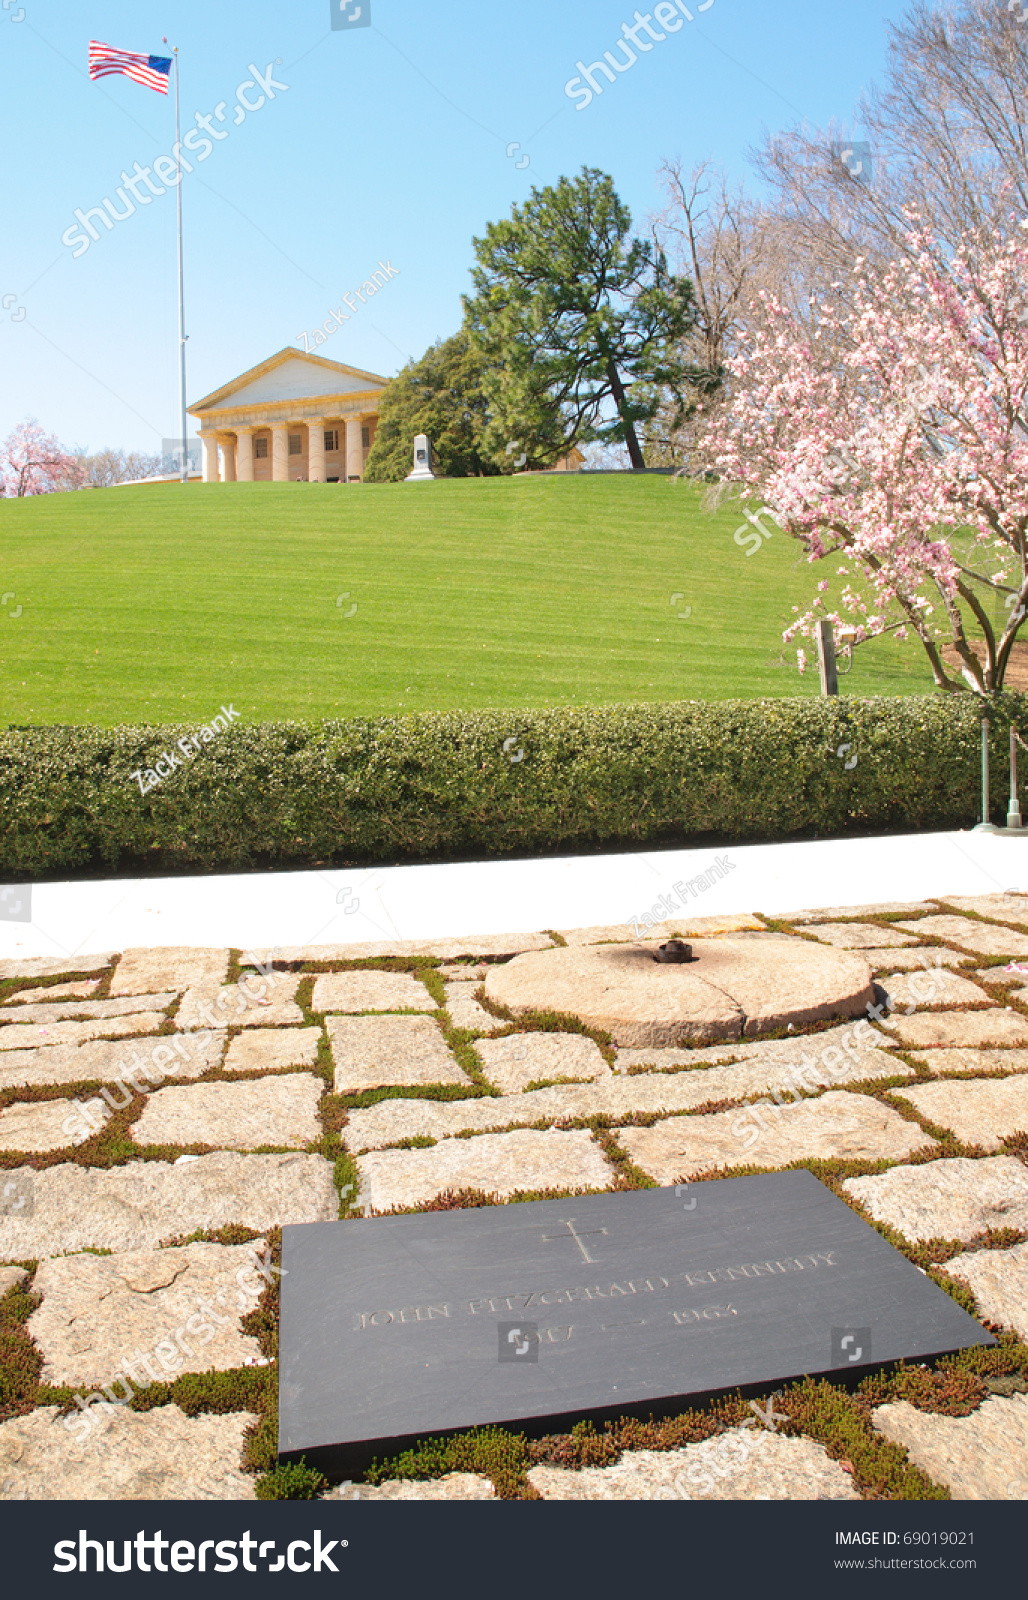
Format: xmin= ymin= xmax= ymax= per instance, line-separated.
xmin=1009 ymin=724 xmax=1023 ymax=831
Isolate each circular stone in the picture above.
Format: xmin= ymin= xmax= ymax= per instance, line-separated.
xmin=484 ymin=935 xmax=875 ymax=1048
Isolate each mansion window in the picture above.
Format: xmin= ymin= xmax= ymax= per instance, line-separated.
xmin=324 ymin=429 xmax=339 ymax=452
xmin=254 ymin=437 xmax=268 ymax=459
xmin=288 ymin=434 xmax=303 ymax=455
xmin=362 ymin=426 xmax=371 ymax=449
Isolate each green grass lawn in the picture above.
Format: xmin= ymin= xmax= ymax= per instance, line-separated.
xmin=0 ymin=475 xmax=933 ymax=726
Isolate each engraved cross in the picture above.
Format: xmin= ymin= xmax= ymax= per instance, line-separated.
xmin=542 ymin=1217 xmax=608 ymax=1265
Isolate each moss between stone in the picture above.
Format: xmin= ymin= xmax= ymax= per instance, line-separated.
xmin=366 ymin=1425 xmax=539 ymax=1500
xmin=333 ymin=1148 xmax=362 ymax=1218
xmin=752 ymin=915 xmax=824 ymax=941
xmin=364 ymin=1379 xmax=947 ymax=1501
xmin=255 ymin=1459 xmax=328 ymax=1500
xmin=583 ymin=1118 xmax=656 ymax=1189
xmin=1002 ymin=1129 xmax=1028 ymax=1163
xmin=0 ymin=1268 xmax=42 ymax=1424
xmin=381 ymin=1183 xmax=614 ymax=1217
xmin=364 ymin=1345 xmax=1027 ymax=1499
xmin=338 ymin=1084 xmax=488 ymax=1112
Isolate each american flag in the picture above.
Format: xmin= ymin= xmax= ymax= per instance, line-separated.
xmin=88 ymin=40 xmax=173 ymax=95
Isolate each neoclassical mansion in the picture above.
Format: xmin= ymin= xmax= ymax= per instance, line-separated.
xmin=187 ymin=348 xmax=387 ymax=483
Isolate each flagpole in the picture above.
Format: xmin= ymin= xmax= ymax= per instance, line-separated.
xmin=173 ymin=45 xmax=188 ymax=484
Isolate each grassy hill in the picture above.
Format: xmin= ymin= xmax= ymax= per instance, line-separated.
xmin=0 ymin=475 xmax=933 ymax=726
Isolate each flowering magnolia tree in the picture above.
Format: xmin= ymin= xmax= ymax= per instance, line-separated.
xmin=1 ymin=420 xmax=83 ymax=497
xmin=701 ymin=223 xmax=1028 ymax=694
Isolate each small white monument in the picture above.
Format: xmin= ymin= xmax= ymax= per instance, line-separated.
xmin=406 ymin=434 xmax=436 ymax=481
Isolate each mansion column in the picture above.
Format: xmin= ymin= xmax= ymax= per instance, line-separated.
xmin=345 ymin=415 xmax=364 ymax=482
xmin=272 ymin=423 xmax=290 ymax=483
xmin=201 ymin=433 xmax=220 ymax=483
xmin=236 ymin=428 xmax=254 ymax=482
xmin=221 ymin=435 xmax=237 ymax=482
xmin=307 ymin=417 xmax=326 ymax=483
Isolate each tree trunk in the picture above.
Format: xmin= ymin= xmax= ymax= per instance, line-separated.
xmin=607 ymin=361 xmax=645 ymax=469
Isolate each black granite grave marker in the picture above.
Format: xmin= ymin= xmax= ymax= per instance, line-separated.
xmin=277 ymin=1170 xmax=994 ymax=1476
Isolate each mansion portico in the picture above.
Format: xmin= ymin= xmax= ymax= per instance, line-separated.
xmin=187 ymin=348 xmax=387 ymax=483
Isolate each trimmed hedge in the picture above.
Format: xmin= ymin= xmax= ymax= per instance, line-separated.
xmin=0 ymin=695 xmax=1018 ymax=878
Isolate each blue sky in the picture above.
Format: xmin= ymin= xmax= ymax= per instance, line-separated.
xmin=0 ymin=0 xmax=911 ymax=454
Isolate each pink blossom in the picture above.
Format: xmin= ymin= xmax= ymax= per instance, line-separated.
xmin=698 ymin=220 xmax=1028 ymax=693
xmin=1 ymin=420 xmax=82 ymax=498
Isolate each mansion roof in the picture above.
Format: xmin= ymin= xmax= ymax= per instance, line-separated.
xmin=188 ymin=348 xmax=390 ymax=421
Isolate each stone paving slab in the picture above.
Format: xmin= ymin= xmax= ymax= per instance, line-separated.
xmin=941 ymin=1242 xmax=1028 ymax=1339
xmin=805 ymin=923 xmax=918 ymax=949
xmin=0 ymin=1032 xmax=227 ymax=1093
xmin=903 ymin=1047 xmax=1028 ymax=1076
xmin=438 ymin=964 xmax=489 ymax=982
xmin=0 ymin=954 xmax=113 ymax=982
xmin=111 ymin=947 xmax=230 ymax=996
xmin=880 ymin=1009 xmax=1028 ymax=1050
xmin=443 ymin=982 xmax=495 ymax=1033
xmin=526 ymin=1431 xmax=860 ymax=1501
xmin=475 ymin=1032 xmax=611 ymax=1095
xmin=978 ymin=964 xmax=1028 ymax=990
xmin=558 ymin=914 xmax=765 ymax=946
xmin=311 ymin=971 xmax=436 ymax=1014
xmin=357 ymin=1128 xmax=612 ymax=1212
xmin=222 ymin=1027 xmax=322 ymax=1076
xmin=327 ymin=1014 xmax=469 ymax=1093
xmin=877 ymin=970 xmax=988 ymax=1012
xmin=621 ymin=1091 xmax=935 ymax=1184
xmin=0 ymin=993 xmax=176 ymax=1026
xmin=0 ymin=1095 xmax=111 ymax=1153
xmin=4 ymin=981 xmax=100 ymax=1004
xmin=896 ymin=917 xmax=1028 ymax=957
xmin=176 ymin=981 xmax=303 ymax=1032
xmin=865 ymin=947 xmax=972 ymax=971
xmin=0 ymin=1013 xmax=167 ymax=1053
xmin=941 ymin=895 xmax=1028 ymax=929
xmin=872 ymin=1396 xmax=1028 ymax=1499
xmin=29 ymin=1241 xmax=268 ymax=1387
xmin=843 ymin=1156 xmax=1028 ymax=1243
xmin=249 ymin=933 xmax=554 ymax=963
xmin=132 ymin=1073 xmax=324 ymax=1150
xmin=0 ymin=1152 xmax=337 ymax=1260
xmin=774 ymin=903 xmax=939 ymax=924
xmin=343 ymin=1047 xmax=914 ymax=1152
xmin=893 ymin=1078 xmax=1028 ymax=1150
xmin=0 ymin=1404 xmax=256 ymax=1500
xmin=0 ymin=1266 xmax=27 ymax=1297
